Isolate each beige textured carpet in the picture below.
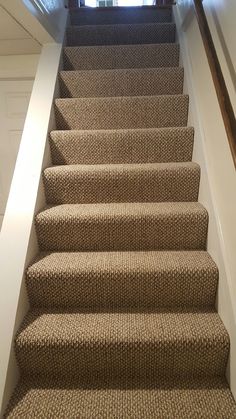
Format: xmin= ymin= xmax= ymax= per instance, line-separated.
xmin=50 ymin=127 xmax=194 ymax=164
xmin=55 ymin=95 xmax=189 ymax=130
xmin=59 ymin=67 xmax=184 ymax=98
xmin=27 ymin=251 xmax=218 ymax=308
xmin=6 ymin=377 xmax=236 ymax=419
xmin=64 ymin=43 xmax=180 ymax=70
xmin=5 ymin=5 xmax=236 ymax=418
xmin=70 ymin=6 xmax=172 ymax=25
xmin=66 ymin=22 xmax=176 ymax=46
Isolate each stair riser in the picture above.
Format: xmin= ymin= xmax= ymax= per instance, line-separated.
xmin=70 ymin=8 xmax=172 ymax=25
xmin=67 ymin=23 xmax=175 ymax=47
xmin=64 ymin=44 xmax=179 ymax=70
xmin=59 ymin=68 xmax=184 ymax=98
xmin=55 ymin=95 xmax=189 ymax=130
xmin=50 ymin=128 xmax=194 ymax=165
xmin=26 ymin=271 xmax=217 ymax=309
xmin=43 ymin=166 xmax=200 ymax=204
xmin=16 ymin=343 xmax=228 ymax=379
xmin=36 ymin=213 xmax=208 ymax=252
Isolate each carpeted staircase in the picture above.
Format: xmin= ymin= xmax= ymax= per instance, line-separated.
xmin=4 ymin=5 xmax=236 ymax=418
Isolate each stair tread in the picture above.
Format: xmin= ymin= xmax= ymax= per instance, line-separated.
xmin=66 ymin=22 xmax=175 ymax=46
xmin=27 ymin=250 xmax=217 ymax=309
xmin=64 ymin=43 xmax=179 ymax=70
xmin=45 ymin=161 xmax=199 ymax=172
xmin=16 ymin=308 xmax=227 ymax=347
xmin=37 ymin=201 xmax=206 ymax=218
xmin=68 ymin=22 xmax=174 ymax=29
xmin=35 ymin=202 xmax=208 ymax=251
xmin=36 ymin=202 xmax=207 ymax=225
xmin=50 ymin=127 xmax=194 ymax=164
xmin=55 ymin=94 xmax=189 ymax=130
xmin=28 ymin=250 xmax=218 ymax=276
xmin=60 ymin=65 xmax=183 ymax=76
xmin=56 ymin=93 xmax=187 ymax=102
xmin=43 ymin=162 xmax=200 ymax=204
xmin=6 ymin=376 xmax=236 ymax=419
xmin=15 ymin=309 xmax=229 ymax=378
xmin=59 ymin=66 xmax=184 ymax=98
xmin=64 ymin=42 xmax=179 ymax=51
xmin=50 ymin=126 xmax=193 ymax=134
xmin=70 ymin=6 xmax=172 ymax=26
xmin=44 ymin=161 xmax=199 ymax=176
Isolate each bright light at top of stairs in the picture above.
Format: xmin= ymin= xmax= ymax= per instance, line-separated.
xmin=85 ymin=0 xmax=154 ymax=6
xmin=117 ymin=0 xmax=154 ymax=5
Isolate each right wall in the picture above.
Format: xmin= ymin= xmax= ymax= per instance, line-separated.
xmin=174 ymin=0 xmax=236 ymax=399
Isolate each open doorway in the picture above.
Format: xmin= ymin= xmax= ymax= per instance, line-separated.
xmin=84 ymin=1 xmax=154 ymax=6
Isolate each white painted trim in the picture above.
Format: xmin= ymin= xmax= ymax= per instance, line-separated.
xmin=0 ymin=8 xmax=67 ymax=414
xmin=174 ymin=5 xmax=236 ymax=399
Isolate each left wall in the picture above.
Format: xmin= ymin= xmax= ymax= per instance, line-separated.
xmin=0 ymin=54 xmax=39 ymax=229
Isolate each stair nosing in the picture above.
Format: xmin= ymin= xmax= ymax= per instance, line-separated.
xmin=44 ymin=161 xmax=199 ymax=171
xmin=59 ymin=66 xmax=184 ymax=76
xmin=64 ymin=42 xmax=179 ymax=51
xmin=16 ymin=309 xmax=228 ymax=346
xmin=55 ymin=93 xmax=189 ymax=102
xmin=50 ymin=126 xmax=194 ymax=136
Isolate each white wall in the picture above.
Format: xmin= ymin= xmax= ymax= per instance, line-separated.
xmin=0 ymin=55 xmax=39 ymax=229
xmin=0 ymin=55 xmax=39 ymax=79
xmin=0 ymin=43 xmax=66 ymax=416
xmin=178 ymin=0 xmax=236 ymax=111
xmin=0 ymin=2 xmax=68 ymax=415
xmin=203 ymin=0 xmax=235 ymax=72
xmin=0 ymin=80 xmax=34 ymax=228
xmin=174 ymin=0 xmax=236 ymax=398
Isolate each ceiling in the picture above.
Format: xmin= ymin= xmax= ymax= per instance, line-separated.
xmin=0 ymin=5 xmax=41 ymax=55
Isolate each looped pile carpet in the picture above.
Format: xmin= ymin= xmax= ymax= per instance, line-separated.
xmin=4 ymin=5 xmax=236 ymax=418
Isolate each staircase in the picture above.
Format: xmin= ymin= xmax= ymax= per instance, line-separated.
xmin=5 ymin=6 xmax=236 ymax=418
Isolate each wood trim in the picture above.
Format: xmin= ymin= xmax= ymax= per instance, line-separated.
xmin=192 ymin=0 xmax=236 ymax=168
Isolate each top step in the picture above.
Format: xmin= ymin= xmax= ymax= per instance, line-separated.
xmin=70 ymin=6 xmax=172 ymax=26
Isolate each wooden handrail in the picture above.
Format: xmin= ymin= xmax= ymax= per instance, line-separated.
xmin=192 ymin=0 xmax=236 ymax=168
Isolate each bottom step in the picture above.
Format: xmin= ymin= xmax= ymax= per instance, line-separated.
xmin=5 ymin=377 xmax=236 ymax=418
